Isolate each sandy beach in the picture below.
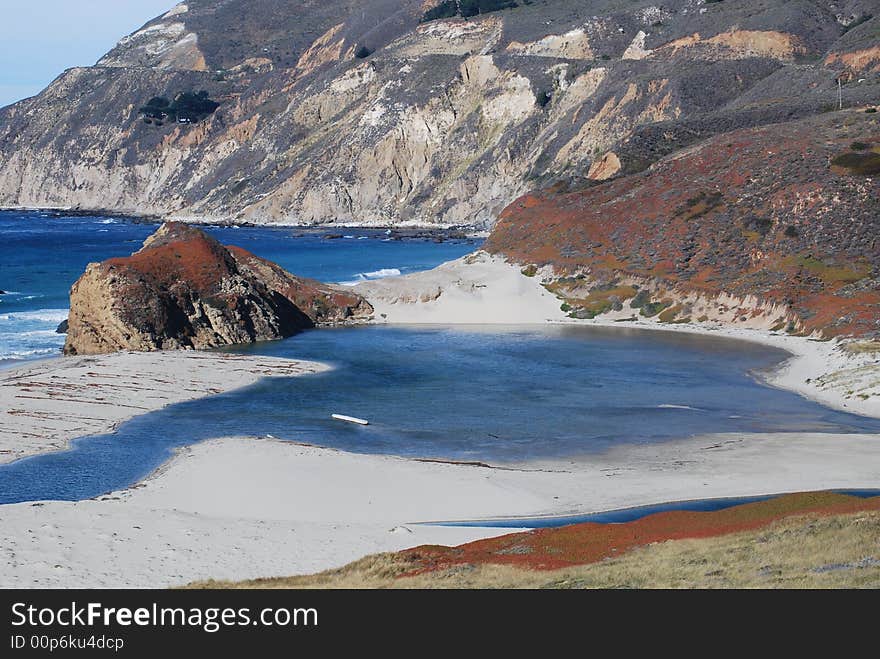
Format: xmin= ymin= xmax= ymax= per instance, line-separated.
xmin=0 ymin=351 xmax=328 ymax=464
xmin=1 ymin=430 xmax=878 ymax=588
xmin=0 ymin=252 xmax=878 ymax=587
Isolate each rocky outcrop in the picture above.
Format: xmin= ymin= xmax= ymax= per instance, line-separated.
xmin=486 ymin=110 xmax=880 ymax=338
xmin=63 ymin=222 xmax=372 ymax=355
xmin=0 ymin=1 xmax=877 ymax=228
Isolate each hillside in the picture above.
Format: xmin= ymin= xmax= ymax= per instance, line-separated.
xmin=193 ymin=491 xmax=880 ymax=588
xmin=1 ymin=0 xmax=878 ymax=227
xmin=486 ymin=109 xmax=880 ymax=337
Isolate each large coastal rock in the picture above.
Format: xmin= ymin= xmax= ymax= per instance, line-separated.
xmin=64 ymin=223 xmax=372 ymax=355
xmin=0 ymin=1 xmax=877 ymax=229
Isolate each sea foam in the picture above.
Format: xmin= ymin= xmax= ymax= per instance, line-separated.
xmin=338 ymin=268 xmax=403 ymax=286
xmin=0 ymin=308 xmax=68 ymax=361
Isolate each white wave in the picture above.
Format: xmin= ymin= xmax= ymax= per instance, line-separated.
xmin=364 ymin=268 xmax=402 ymax=278
xmin=16 ymin=330 xmax=60 ymax=338
xmin=0 ymin=346 xmax=59 ymax=359
xmin=0 ymin=309 xmax=69 ymax=323
xmin=657 ymin=404 xmax=704 ymax=411
xmin=336 ymin=268 xmax=403 ymax=287
xmin=98 ymin=218 xmax=118 ymax=224
xmin=1 ymin=347 xmax=59 ymax=359
xmin=0 ymin=327 xmax=65 ymax=360
xmin=357 ymin=236 xmax=369 ymax=240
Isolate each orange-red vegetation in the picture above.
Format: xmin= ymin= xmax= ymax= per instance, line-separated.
xmin=486 ymin=111 xmax=880 ymax=337
xmin=399 ymin=492 xmax=880 ymax=574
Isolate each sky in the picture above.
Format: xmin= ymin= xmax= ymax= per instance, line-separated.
xmin=0 ymin=1 xmax=176 ymax=108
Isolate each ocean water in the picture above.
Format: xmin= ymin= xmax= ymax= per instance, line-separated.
xmin=0 ymin=210 xmax=478 ymax=363
xmin=2 ymin=323 xmax=880 ymax=503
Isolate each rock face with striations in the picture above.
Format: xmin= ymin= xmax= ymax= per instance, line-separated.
xmin=63 ymin=222 xmax=372 ymax=355
xmin=0 ymin=1 xmax=877 ymax=229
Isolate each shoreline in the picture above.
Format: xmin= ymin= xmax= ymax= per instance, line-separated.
xmin=0 ymin=206 xmax=487 ymax=236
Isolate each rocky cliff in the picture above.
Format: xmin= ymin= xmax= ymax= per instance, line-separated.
xmin=1 ymin=0 xmax=877 ymax=228
xmin=64 ymin=222 xmax=372 ymax=354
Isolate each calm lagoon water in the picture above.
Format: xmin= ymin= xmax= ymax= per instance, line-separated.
xmin=2 ymin=323 xmax=880 ymax=504
xmin=1 ymin=211 xmax=879 ymax=505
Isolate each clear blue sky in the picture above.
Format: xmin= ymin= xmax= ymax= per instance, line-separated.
xmin=0 ymin=1 xmax=175 ymax=108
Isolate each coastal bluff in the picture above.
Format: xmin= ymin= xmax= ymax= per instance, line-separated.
xmin=63 ymin=222 xmax=372 ymax=355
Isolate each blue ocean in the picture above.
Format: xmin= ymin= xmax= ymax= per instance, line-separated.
xmin=0 ymin=210 xmax=478 ymax=364
xmin=2 ymin=210 xmax=880 ymax=503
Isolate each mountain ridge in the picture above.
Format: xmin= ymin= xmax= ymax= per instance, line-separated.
xmin=1 ymin=0 xmax=877 ymax=228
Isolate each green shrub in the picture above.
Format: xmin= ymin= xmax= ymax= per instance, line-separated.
xmin=139 ymin=90 xmax=219 ymax=125
xmin=744 ymin=215 xmax=773 ymax=236
xmin=640 ymin=301 xmax=670 ymax=318
xmin=421 ymin=0 xmax=517 ymax=22
xmin=629 ymin=290 xmax=651 ymax=310
xmin=831 ymin=151 xmax=880 ymax=175
xmin=421 ymin=0 xmax=458 ymax=21
xmin=842 ymin=13 xmax=872 ymax=32
xmin=460 ymin=0 xmax=517 ymax=17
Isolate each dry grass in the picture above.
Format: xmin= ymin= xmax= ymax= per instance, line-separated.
xmin=192 ymin=510 xmax=880 ymax=589
xmin=842 ymin=340 xmax=880 ymax=355
xmin=790 ymin=254 xmax=870 ymax=285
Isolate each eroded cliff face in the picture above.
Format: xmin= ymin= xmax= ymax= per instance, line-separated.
xmin=64 ymin=222 xmax=372 ymax=355
xmin=486 ymin=110 xmax=880 ymax=338
xmin=1 ymin=0 xmax=878 ymax=228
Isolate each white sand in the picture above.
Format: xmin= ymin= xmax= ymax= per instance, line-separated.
xmin=0 ymin=252 xmax=877 ymax=587
xmin=0 ymin=351 xmax=328 ymax=464
xmin=355 ymin=252 xmax=565 ymax=324
xmin=1 ymin=431 xmax=877 ymax=587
